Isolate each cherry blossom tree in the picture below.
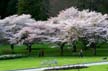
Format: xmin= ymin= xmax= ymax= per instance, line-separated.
xmin=14 ymin=20 xmax=65 ymax=53
xmin=57 ymin=7 xmax=108 ymax=55
xmin=0 ymin=14 xmax=36 ymax=53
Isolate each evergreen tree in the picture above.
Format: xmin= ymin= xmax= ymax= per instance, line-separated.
xmin=6 ymin=0 xmax=18 ymax=16
xmin=0 ymin=0 xmax=10 ymax=18
xmin=18 ymin=0 xmax=49 ymax=20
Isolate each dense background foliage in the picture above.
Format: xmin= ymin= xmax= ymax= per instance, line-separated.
xmin=18 ymin=0 xmax=49 ymax=20
xmin=0 ymin=0 xmax=108 ymax=20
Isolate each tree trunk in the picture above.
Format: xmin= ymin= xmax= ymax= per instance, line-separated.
xmin=83 ymin=41 xmax=88 ymax=51
xmin=39 ymin=49 xmax=44 ymax=57
xmin=91 ymin=42 xmax=97 ymax=56
xmin=73 ymin=44 xmax=77 ymax=52
xmin=26 ymin=44 xmax=32 ymax=53
xmin=10 ymin=44 xmax=14 ymax=53
xmin=60 ymin=42 xmax=66 ymax=56
xmin=94 ymin=46 xmax=96 ymax=56
xmin=28 ymin=45 xmax=32 ymax=53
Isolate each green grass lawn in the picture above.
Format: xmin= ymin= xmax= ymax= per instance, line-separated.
xmin=0 ymin=57 xmax=106 ymax=71
xmin=0 ymin=43 xmax=108 ymax=71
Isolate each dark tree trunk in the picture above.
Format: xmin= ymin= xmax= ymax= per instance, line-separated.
xmin=60 ymin=42 xmax=66 ymax=56
xmin=73 ymin=44 xmax=77 ymax=52
xmin=10 ymin=44 xmax=14 ymax=53
xmin=83 ymin=41 xmax=88 ymax=51
xmin=91 ymin=42 xmax=97 ymax=56
xmin=28 ymin=45 xmax=32 ymax=53
xmin=39 ymin=49 xmax=44 ymax=57
xmin=80 ymin=37 xmax=88 ymax=51
xmin=72 ymin=40 xmax=77 ymax=52
xmin=26 ymin=44 xmax=32 ymax=53
xmin=94 ymin=46 xmax=96 ymax=56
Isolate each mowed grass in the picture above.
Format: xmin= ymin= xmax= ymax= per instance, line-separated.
xmin=0 ymin=57 xmax=106 ymax=71
xmin=0 ymin=43 xmax=108 ymax=71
